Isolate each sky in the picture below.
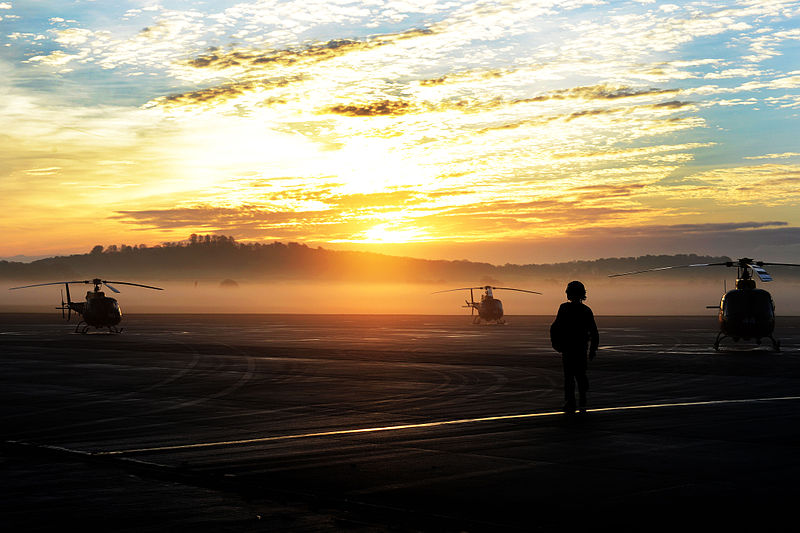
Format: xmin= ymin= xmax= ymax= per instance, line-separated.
xmin=1 ymin=0 xmax=799 ymax=264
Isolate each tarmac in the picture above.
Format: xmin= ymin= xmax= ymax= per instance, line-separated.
xmin=2 ymin=313 xmax=800 ymax=531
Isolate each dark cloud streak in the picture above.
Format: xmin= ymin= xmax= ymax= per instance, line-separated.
xmin=185 ymin=39 xmax=375 ymax=70
xmin=326 ymin=100 xmax=416 ymax=117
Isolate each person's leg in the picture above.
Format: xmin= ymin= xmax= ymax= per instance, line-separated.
xmin=562 ymin=356 xmax=576 ymax=412
xmin=575 ymin=356 xmax=589 ymax=412
xmin=577 ymin=374 xmax=588 ymax=410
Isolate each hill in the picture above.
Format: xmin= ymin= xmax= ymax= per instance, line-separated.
xmin=0 ymin=234 xmax=770 ymax=285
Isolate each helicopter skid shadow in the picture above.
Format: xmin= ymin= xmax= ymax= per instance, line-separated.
xmin=712 ymin=345 xmax=782 ymax=355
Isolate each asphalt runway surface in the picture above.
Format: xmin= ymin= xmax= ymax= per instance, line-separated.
xmin=2 ymin=313 xmax=800 ymax=532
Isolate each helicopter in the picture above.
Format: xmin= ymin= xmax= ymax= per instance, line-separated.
xmin=609 ymin=258 xmax=800 ymax=351
xmin=9 ymin=278 xmax=163 ymax=333
xmin=433 ymin=285 xmax=541 ymax=324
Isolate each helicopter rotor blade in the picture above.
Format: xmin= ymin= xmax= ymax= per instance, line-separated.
xmin=10 ymin=279 xmax=163 ymax=292
xmin=489 ymin=286 xmax=542 ymax=295
xmin=433 ymin=286 xmax=541 ymax=295
xmin=748 ymin=261 xmax=800 ymax=283
xmin=757 ymin=262 xmax=800 ymax=268
xmin=747 ymin=264 xmax=772 ymax=282
xmin=608 ymin=263 xmax=729 ymax=277
xmin=609 ymin=258 xmax=800 ymax=280
xmin=9 ymin=280 xmax=88 ymax=290
xmin=103 ymin=281 xmax=164 ymax=290
xmin=432 ymin=287 xmax=484 ymax=294
xmin=102 ymin=282 xmax=121 ymax=294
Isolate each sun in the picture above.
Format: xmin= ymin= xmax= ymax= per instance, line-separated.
xmin=362 ymin=223 xmax=426 ymax=243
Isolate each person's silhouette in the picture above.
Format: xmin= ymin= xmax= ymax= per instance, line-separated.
xmin=550 ymin=281 xmax=599 ymax=414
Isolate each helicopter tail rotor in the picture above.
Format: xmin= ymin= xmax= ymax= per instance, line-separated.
xmin=464 ymin=299 xmax=475 ymax=314
xmin=56 ymin=285 xmax=72 ymax=321
xmin=65 ymin=283 xmax=72 ymax=321
xmin=460 ymin=289 xmax=477 ymax=314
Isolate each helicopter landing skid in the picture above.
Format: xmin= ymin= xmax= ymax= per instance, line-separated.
xmin=770 ymin=335 xmax=781 ymax=352
xmin=74 ymin=321 xmax=122 ymax=334
xmin=713 ymin=332 xmax=724 ymax=351
xmin=472 ymin=317 xmax=506 ymax=325
xmin=714 ymin=332 xmax=781 ymax=352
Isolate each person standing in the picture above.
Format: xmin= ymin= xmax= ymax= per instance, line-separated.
xmin=550 ymin=281 xmax=599 ymax=414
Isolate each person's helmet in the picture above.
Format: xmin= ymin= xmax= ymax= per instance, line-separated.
xmin=566 ymin=280 xmax=586 ymax=301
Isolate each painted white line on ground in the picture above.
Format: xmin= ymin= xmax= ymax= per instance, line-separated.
xmin=96 ymin=395 xmax=800 ymax=456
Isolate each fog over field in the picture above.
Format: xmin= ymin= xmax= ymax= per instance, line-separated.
xmin=3 ymin=240 xmax=800 ymax=315
xmin=5 ymin=278 xmax=800 ymax=317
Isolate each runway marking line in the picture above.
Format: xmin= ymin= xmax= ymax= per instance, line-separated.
xmin=96 ymin=395 xmax=800 ymax=456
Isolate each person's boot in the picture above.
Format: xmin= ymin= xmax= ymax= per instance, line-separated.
xmin=578 ymin=394 xmax=587 ymax=415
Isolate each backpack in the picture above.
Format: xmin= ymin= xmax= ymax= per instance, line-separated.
xmin=550 ymin=319 xmax=564 ymax=353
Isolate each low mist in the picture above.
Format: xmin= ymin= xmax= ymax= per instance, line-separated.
xmin=4 ymin=278 xmax=800 ymax=316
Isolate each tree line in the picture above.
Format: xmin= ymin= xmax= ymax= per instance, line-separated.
xmin=2 ymin=234 xmax=786 ymax=284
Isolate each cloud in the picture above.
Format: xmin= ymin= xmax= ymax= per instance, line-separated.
xmin=4 ymin=1 xmax=800 ymax=259
xmin=563 ymin=222 xmax=800 ymax=261
xmin=536 ymin=85 xmax=680 ymax=102
xmin=112 ymin=205 xmax=322 ymax=229
xmin=550 ymin=142 xmax=713 ymax=164
xmin=744 ymin=152 xmax=800 ymax=160
xmin=153 ymin=69 xmax=688 ymax=120
xmin=110 ymin=204 xmax=388 ymax=242
xmin=764 ymin=95 xmax=800 ymax=109
xmin=182 ymin=38 xmax=379 ymax=71
xmin=518 ymin=223 xmax=800 ymax=264
xmin=26 ymin=50 xmax=86 ymax=67
xmin=570 ymin=183 xmax=649 ymax=196
xmin=54 ymin=27 xmax=94 ymax=46
xmin=147 ymin=78 xmax=298 ymax=108
xmin=326 ymin=100 xmax=417 ymax=116
xmin=768 ymin=75 xmax=800 ymax=89
xmin=743 ymin=27 xmax=800 ymax=62
xmin=107 ymin=173 xmax=675 ymax=244
xmin=664 ymin=164 xmax=800 ymax=207
xmin=576 ymin=221 xmax=789 ymax=237
xmin=703 ymin=67 xmax=765 ymax=79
